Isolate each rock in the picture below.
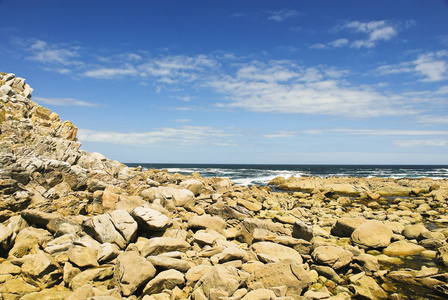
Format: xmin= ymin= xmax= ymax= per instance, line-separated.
xmin=21 ymin=209 xmax=58 ymax=227
xmin=82 ymin=214 xmax=127 ymax=249
xmin=140 ymin=237 xmax=190 ymax=257
xmin=97 ymin=242 xmax=120 ymax=263
xmin=292 ymin=222 xmax=314 ymax=241
xmin=312 ymin=246 xmax=353 ymax=269
xmin=67 ymin=245 xmax=99 ymax=268
xmin=402 ymin=224 xmax=429 ymax=240
xmin=130 ymin=206 xmax=172 ymax=231
xmin=9 ymin=227 xmax=52 ymax=258
xmin=436 ymin=245 xmax=448 ymax=267
xmin=179 ymin=179 xmax=204 ymax=196
xmin=350 ymin=253 xmax=380 ymax=275
xmin=211 ymin=246 xmax=247 ymax=264
xmin=114 ymin=251 xmax=157 ymax=296
xmin=69 ymin=266 xmax=114 ymax=290
xmin=241 ymin=289 xmax=277 ymax=300
xmin=0 ymin=278 xmax=39 ymax=298
xmin=251 ymin=241 xmax=303 ymax=264
xmin=21 ymin=251 xmax=63 ymax=289
xmin=205 ymin=203 xmax=253 ymax=220
xmin=349 ymin=272 xmax=388 ymax=299
xmin=331 ymin=217 xmax=366 ymax=237
xmin=351 ymin=220 xmax=393 ymax=249
xmin=185 ymin=265 xmax=213 ymax=286
xmin=46 ymin=217 xmax=83 ymax=237
xmin=147 ymin=255 xmax=192 ymax=272
xmin=19 ymin=289 xmax=72 ymax=300
xmin=66 ymin=284 xmax=95 ymax=300
xmin=143 ymin=269 xmax=185 ymax=295
xmin=193 ymin=265 xmax=240 ymax=299
xmin=247 ymin=259 xmax=312 ymax=299
xmin=383 ymin=241 xmax=426 ymax=256
xmin=188 ymin=214 xmax=227 ymax=233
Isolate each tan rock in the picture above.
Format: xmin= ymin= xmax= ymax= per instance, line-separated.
xmin=21 ymin=251 xmax=62 ymax=289
xmin=312 ymin=246 xmax=353 ymax=269
xmin=251 ymin=241 xmax=303 ymax=264
xmin=351 ymin=220 xmax=393 ymax=249
xmin=383 ymin=241 xmax=426 ymax=256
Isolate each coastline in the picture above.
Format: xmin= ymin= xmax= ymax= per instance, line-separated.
xmin=2 ymin=74 xmax=448 ymax=299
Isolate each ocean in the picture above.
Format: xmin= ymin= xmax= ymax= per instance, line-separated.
xmin=125 ymin=164 xmax=448 ymax=187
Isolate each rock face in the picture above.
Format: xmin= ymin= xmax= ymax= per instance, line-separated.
xmin=1 ymin=73 xmax=448 ymax=300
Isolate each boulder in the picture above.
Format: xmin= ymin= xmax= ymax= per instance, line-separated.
xmin=312 ymin=246 xmax=354 ymax=269
xmin=147 ymin=255 xmax=192 ymax=272
xmin=292 ymin=222 xmax=314 ymax=241
xmin=67 ymin=245 xmax=99 ymax=268
xmin=383 ymin=241 xmax=426 ymax=256
xmin=251 ymin=242 xmax=302 ymax=264
xmin=114 ymin=251 xmax=157 ymax=296
xmin=349 ymin=272 xmax=388 ymax=299
xmin=351 ymin=220 xmax=393 ymax=249
xmin=143 ymin=269 xmax=185 ymax=295
xmin=402 ymin=224 xmax=429 ymax=240
xmin=21 ymin=251 xmax=63 ymax=289
xmin=179 ymin=179 xmax=204 ymax=196
xmin=241 ymin=289 xmax=277 ymax=300
xmin=82 ymin=214 xmax=127 ymax=249
xmin=9 ymin=227 xmax=52 ymax=258
xmin=140 ymin=237 xmax=190 ymax=257
xmin=247 ymin=259 xmax=312 ymax=299
xmin=188 ymin=214 xmax=227 ymax=233
xmin=109 ymin=209 xmax=139 ymax=243
xmin=69 ymin=266 xmax=114 ymax=290
xmin=331 ymin=217 xmax=366 ymax=237
xmin=193 ymin=265 xmax=240 ymax=299
xmin=46 ymin=217 xmax=83 ymax=237
xmin=436 ymin=245 xmax=448 ymax=267
xmin=130 ymin=206 xmax=172 ymax=231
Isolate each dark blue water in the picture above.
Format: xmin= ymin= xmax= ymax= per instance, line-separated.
xmin=125 ymin=164 xmax=448 ymax=186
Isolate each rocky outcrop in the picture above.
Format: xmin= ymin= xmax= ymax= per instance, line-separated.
xmin=1 ymin=73 xmax=448 ymax=299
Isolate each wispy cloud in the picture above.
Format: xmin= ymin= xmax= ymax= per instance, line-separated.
xmin=33 ymin=96 xmax=99 ymax=107
xmin=267 ymin=9 xmax=300 ymax=22
xmin=376 ymin=51 xmax=448 ymax=82
xmin=266 ymin=128 xmax=448 ymax=138
xmin=394 ymin=139 xmax=448 ymax=147
xmin=84 ymin=66 xmax=138 ymax=79
xmin=78 ymin=126 xmax=236 ymax=147
xmin=342 ymin=20 xmax=398 ymax=48
xmin=27 ymin=39 xmax=82 ymax=67
xmin=210 ymin=60 xmax=412 ymax=117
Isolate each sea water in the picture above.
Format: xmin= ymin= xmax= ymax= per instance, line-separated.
xmin=125 ymin=164 xmax=448 ymax=186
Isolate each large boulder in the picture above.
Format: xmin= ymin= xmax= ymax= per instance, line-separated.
xmin=21 ymin=251 xmax=63 ymax=289
xmin=114 ymin=251 xmax=157 ymax=296
xmin=130 ymin=207 xmax=172 ymax=231
xmin=140 ymin=237 xmax=190 ymax=257
xmin=247 ymin=259 xmax=312 ymax=299
xmin=143 ymin=269 xmax=185 ymax=295
xmin=188 ymin=214 xmax=226 ymax=233
xmin=193 ymin=265 xmax=241 ymax=299
xmin=82 ymin=214 xmax=127 ymax=249
xmin=312 ymin=246 xmax=353 ymax=269
xmin=331 ymin=217 xmax=366 ymax=237
xmin=383 ymin=241 xmax=426 ymax=256
xmin=351 ymin=220 xmax=393 ymax=249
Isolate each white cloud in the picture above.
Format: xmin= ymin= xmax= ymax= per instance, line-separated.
xmin=267 ymin=9 xmax=300 ymax=21
xmin=328 ymin=38 xmax=349 ymax=48
xmin=210 ymin=61 xmax=411 ymax=117
xmin=84 ymin=66 xmax=138 ymax=79
xmin=417 ymin=115 xmax=448 ymax=125
xmin=27 ymin=40 xmax=82 ymax=66
xmin=394 ymin=139 xmax=448 ymax=147
xmin=78 ymin=126 xmax=236 ymax=147
xmin=376 ymin=51 xmax=448 ymax=82
xmin=267 ymin=128 xmax=448 ymax=137
xmin=342 ymin=20 xmax=398 ymax=48
xmin=33 ymin=96 xmax=99 ymax=107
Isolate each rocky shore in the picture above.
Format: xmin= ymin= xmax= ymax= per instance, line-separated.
xmin=1 ymin=73 xmax=448 ymax=300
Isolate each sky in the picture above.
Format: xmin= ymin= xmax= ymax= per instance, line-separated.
xmin=1 ymin=0 xmax=448 ymax=164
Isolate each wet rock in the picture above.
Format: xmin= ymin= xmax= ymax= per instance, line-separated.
xmin=383 ymin=240 xmax=426 ymax=256
xmin=348 ymin=272 xmax=388 ymax=299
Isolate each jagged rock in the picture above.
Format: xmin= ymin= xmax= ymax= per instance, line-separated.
xmin=46 ymin=217 xmax=83 ymax=237
xmin=350 ymin=253 xmax=380 ymax=275
xmin=130 ymin=206 xmax=172 ymax=231
xmin=44 ymin=232 xmax=78 ymax=254
xmin=140 ymin=237 xmax=190 ymax=257
xmin=351 ymin=220 xmax=393 ymax=249
xmin=67 ymin=245 xmax=99 ymax=268
xmin=251 ymin=241 xmax=303 ymax=264
xmin=114 ymin=251 xmax=157 ymax=296
xmin=312 ymin=246 xmax=354 ymax=269
xmin=0 ymin=278 xmax=39 ymax=298
xmin=247 ymin=259 xmax=312 ymax=299
xmin=69 ymin=265 xmax=114 ymax=290
xmin=9 ymin=227 xmax=53 ymax=258
xmin=205 ymin=203 xmax=253 ymax=220
xmin=185 ymin=265 xmax=213 ymax=286
xmin=348 ymin=272 xmax=388 ymax=299
xmin=21 ymin=209 xmax=59 ymax=227
xmin=143 ymin=269 xmax=185 ymax=295
xmin=193 ymin=265 xmax=241 ymax=299
xmin=21 ymin=250 xmax=63 ymax=289
xmin=97 ymin=242 xmax=120 ymax=263
xmin=82 ymin=214 xmax=127 ymax=249
xmin=109 ymin=209 xmax=138 ymax=243
xmin=20 ymin=289 xmax=72 ymax=300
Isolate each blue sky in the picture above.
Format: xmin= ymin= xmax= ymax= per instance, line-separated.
xmin=1 ymin=0 xmax=448 ymax=164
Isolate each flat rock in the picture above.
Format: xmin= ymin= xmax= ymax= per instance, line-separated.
xmin=147 ymin=255 xmax=192 ymax=272
xmin=383 ymin=240 xmax=426 ymax=256
xmin=141 ymin=237 xmax=190 ymax=257
xmin=143 ymin=269 xmax=185 ymax=295
xmin=251 ymin=241 xmax=303 ymax=264
xmin=188 ymin=214 xmax=227 ymax=232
